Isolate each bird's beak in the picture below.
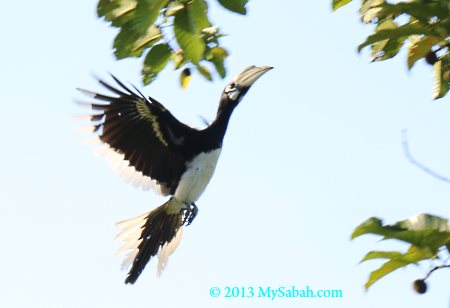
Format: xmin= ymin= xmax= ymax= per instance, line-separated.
xmin=233 ymin=65 xmax=273 ymax=88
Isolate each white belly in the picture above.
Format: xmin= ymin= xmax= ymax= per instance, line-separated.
xmin=174 ymin=149 xmax=221 ymax=203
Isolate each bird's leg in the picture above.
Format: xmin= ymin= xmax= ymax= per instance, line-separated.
xmin=186 ymin=203 xmax=198 ymax=226
xmin=180 ymin=203 xmax=198 ymax=226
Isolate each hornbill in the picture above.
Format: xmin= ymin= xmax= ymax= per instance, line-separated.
xmin=77 ymin=65 xmax=272 ymax=284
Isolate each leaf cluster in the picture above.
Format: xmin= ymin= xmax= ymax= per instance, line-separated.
xmin=97 ymin=0 xmax=248 ymax=87
xmin=351 ymin=213 xmax=450 ymax=290
xmin=333 ymin=0 xmax=450 ymax=99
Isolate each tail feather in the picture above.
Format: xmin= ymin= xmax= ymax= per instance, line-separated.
xmin=116 ymin=198 xmax=185 ymax=284
xmin=157 ymin=227 xmax=183 ymax=277
xmin=116 ymin=212 xmax=148 ymax=240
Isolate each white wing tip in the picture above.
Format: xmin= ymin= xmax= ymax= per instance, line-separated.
xmin=76 ymin=126 xmax=96 ymax=133
xmin=77 ymin=88 xmax=97 ymax=98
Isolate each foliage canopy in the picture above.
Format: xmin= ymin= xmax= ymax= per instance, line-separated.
xmin=97 ymin=0 xmax=248 ymax=87
xmin=334 ymin=0 xmax=450 ymax=99
xmin=352 ymin=213 xmax=450 ymax=290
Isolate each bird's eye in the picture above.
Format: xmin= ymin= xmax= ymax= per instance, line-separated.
xmin=226 ymin=83 xmax=237 ymax=93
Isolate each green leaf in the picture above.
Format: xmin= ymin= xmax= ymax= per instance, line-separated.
xmin=351 ymin=217 xmax=399 ymax=240
xmin=362 ymin=7 xmax=382 ymax=24
xmin=114 ymin=24 xmax=162 ymax=59
xmin=131 ymin=25 xmax=163 ymax=54
xmin=363 ymin=246 xmax=435 ymax=290
xmin=165 ymin=1 xmax=184 ymax=16
xmin=132 ymin=0 xmax=169 ymax=34
xmin=360 ymin=251 xmax=403 ymax=262
xmin=353 ymin=214 xmax=450 ymax=289
xmin=197 ymin=65 xmax=212 ymax=81
xmin=216 ymin=0 xmax=248 ymax=15
xmin=142 ymin=43 xmax=172 ymax=84
xmin=191 ymin=0 xmax=211 ymax=31
xmin=394 ymin=213 xmax=450 ymax=232
xmin=358 ymin=22 xmax=431 ymax=52
xmin=196 ymin=64 xmax=213 ymax=81
xmin=97 ymin=0 xmax=234 ymax=86
xmin=352 ymin=214 xmax=450 ymax=251
xmin=370 ymin=19 xmax=406 ymax=61
xmin=407 ymin=36 xmax=440 ymax=69
xmin=332 ymin=0 xmax=352 ymax=11
xmin=172 ymin=50 xmax=186 ymax=69
xmin=98 ymin=0 xmax=137 ymax=26
xmin=98 ymin=0 xmax=136 ymax=20
xmin=97 ymin=0 xmax=112 ymax=18
xmin=382 ymin=1 xmax=448 ymax=22
xmin=360 ymin=0 xmax=385 ymax=24
xmin=174 ymin=6 xmax=205 ymax=64
xmin=391 ymin=214 xmax=450 ymax=250
xmin=335 ymin=0 xmax=450 ymax=99
xmin=100 ymin=0 xmax=169 ymax=59
xmin=433 ymin=57 xmax=450 ymax=100
xmin=360 ymin=1 xmax=448 ymax=26
xmin=101 ymin=0 xmax=168 ymax=38
xmin=209 ymin=46 xmax=228 ymax=78
xmin=113 ymin=26 xmax=139 ymax=59
xmin=375 ymin=36 xmax=405 ymax=61
xmin=389 ymin=230 xmax=449 ymax=253
xmin=365 ymin=258 xmax=409 ymax=290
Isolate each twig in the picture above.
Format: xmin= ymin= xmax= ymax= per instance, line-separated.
xmin=424 ymin=264 xmax=450 ymax=280
xmin=401 ymin=129 xmax=450 ymax=183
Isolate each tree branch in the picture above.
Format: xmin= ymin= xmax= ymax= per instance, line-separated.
xmin=401 ymin=129 xmax=450 ymax=184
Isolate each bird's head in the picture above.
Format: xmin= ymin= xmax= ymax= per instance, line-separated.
xmin=220 ymin=65 xmax=273 ymax=108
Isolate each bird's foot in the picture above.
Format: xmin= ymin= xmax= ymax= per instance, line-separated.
xmin=181 ymin=203 xmax=198 ymax=226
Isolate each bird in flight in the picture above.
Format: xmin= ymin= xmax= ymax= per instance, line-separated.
xmin=77 ymin=65 xmax=272 ymax=284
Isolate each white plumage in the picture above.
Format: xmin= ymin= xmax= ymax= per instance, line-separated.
xmin=174 ymin=149 xmax=222 ymax=203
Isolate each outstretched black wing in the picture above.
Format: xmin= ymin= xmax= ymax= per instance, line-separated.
xmin=77 ymin=75 xmax=195 ymax=195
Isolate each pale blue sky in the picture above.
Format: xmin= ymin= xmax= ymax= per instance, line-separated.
xmin=1 ymin=1 xmax=449 ymax=307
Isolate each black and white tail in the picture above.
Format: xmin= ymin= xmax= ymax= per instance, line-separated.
xmin=116 ymin=198 xmax=185 ymax=284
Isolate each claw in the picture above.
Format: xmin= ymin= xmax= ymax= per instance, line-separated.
xmin=186 ymin=203 xmax=198 ymax=226
xmin=180 ymin=203 xmax=198 ymax=226
xmin=180 ymin=205 xmax=190 ymax=226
